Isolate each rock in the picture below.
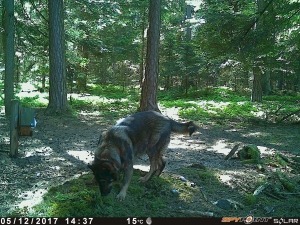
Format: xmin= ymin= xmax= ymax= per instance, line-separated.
xmin=213 ymin=199 xmax=234 ymax=210
xmin=179 ymin=176 xmax=187 ymax=182
xmin=213 ymin=199 xmax=244 ymax=210
xmin=171 ymin=189 xmax=180 ymax=195
xmin=190 ymin=182 xmax=196 ymax=187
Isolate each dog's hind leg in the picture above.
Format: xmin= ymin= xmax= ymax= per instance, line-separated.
xmin=140 ymin=134 xmax=170 ymax=181
xmin=139 ymin=155 xmax=157 ymax=183
xmin=155 ymin=156 xmax=166 ymax=176
xmin=154 ymin=134 xmax=169 ymax=176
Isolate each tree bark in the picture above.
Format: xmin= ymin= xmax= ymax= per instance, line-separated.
xmin=46 ymin=0 xmax=68 ymax=114
xmin=3 ymin=0 xmax=15 ymax=117
xmin=139 ymin=6 xmax=147 ymax=87
xmin=251 ymin=65 xmax=263 ymax=102
xmin=139 ymin=0 xmax=161 ymax=112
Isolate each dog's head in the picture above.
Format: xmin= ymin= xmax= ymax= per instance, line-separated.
xmin=88 ymin=160 xmax=119 ymax=196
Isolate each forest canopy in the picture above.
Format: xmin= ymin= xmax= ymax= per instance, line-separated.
xmin=0 ymin=0 xmax=299 ymax=99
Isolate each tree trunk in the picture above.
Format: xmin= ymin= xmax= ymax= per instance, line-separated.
xmin=139 ymin=0 xmax=161 ymax=112
xmin=251 ymin=66 xmax=263 ymax=102
xmin=3 ymin=0 xmax=15 ymax=117
xmin=262 ymin=66 xmax=271 ymax=95
xmin=139 ymin=6 xmax=147 ymax=87
xmin=46 ymin=0 xmax=68 ymax=114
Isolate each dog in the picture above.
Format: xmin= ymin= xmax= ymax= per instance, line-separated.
xmin=88 ymin=110 xmax=198 ymax=200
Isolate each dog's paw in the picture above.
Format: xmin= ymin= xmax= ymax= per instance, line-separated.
xmin=116 ymin=191 xmax=126 ymax=201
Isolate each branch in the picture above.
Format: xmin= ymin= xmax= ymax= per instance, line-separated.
xmin=29 ymin=0 xmax=48 ymax=23
xmin=241 ymin=0 xmax=275 ymax=41
xmin=19 ymin=1 xmax=48 ymax=38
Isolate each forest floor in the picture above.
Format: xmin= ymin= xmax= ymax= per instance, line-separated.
xmin=0 ymin=105 xmax=299 ymax=218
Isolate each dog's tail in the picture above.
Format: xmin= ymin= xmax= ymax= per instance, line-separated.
xmin=170 ymin=120 xmax=198 ymax=136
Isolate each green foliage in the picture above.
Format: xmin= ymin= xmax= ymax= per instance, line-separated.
xmin=18 ymin=96 xmax=48 ymax=108
xmin=237 ymin=145 xmax=261 ymax=164
xmin=276 ymin=171 xmax=296 ymax=192
xmin=70 ymin=98 xmax=138 ymax=119
xmin=7 ymin=0 xmax=300 ymax=98
xmin=69 ymin=84 xmax=139 ymax=118
xmin=88 ymin=84 xmax=138 ymax=100
xmin=159 ymin=87 xmax=299 ymax=124
xmin=244 ymin=194 xmax=257 ymax=205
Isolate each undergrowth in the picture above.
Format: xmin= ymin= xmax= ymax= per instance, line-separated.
xmin=1 ymin=84 xmax=299 ymax=124
xmin=9 ymin=165 xmax=300 ymax=217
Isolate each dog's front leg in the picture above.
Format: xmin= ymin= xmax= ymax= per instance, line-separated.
xmin=116 ymin=163 xmax=133 ymax=201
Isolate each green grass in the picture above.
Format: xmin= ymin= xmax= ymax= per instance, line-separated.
xmin=9 ymin=165 xmax=300 ymax=217
xmin=1 ymin=84 xmax=298 ymax=125
xmin=159 ymin=87 xmax=299 ymax=124
xmin=88 ymin=84 xmax=139 ymax=102
xmin=10 ymin=169 xmax=214 ymax=217
xmin=9 ymin=167 xmax=221 ymax=217
xmin=18 ymin=96 xmax=48 ymax=108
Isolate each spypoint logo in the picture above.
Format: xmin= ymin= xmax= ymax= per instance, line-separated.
xmin=244 ymin=215 xmax=254 ymax=224
xmin=241 ymin=215 xmax=271 ymax=224
xmin=221 ymin=215 xmax=272 ymax=224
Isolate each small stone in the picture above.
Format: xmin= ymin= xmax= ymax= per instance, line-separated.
xmin=171 ymin=189 xmax=180 ymax=195
xmin=190 ymin=182 xmax=196 ymax=187
xmin=179 ymin=176 xmax=187 ymax=182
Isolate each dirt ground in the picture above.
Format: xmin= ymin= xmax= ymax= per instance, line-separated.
xmin=0 ymin=107 xmax=299 ymax=217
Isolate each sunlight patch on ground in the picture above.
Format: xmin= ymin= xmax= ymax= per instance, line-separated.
xmin=169 ymin=138 xmax=185 ymax=148
xmin=208 ymin=140 xmax=231 ymax=155
xmin=79 ymin=111 xmax=100 ymax=117
xmin=160 ymin=106 xmax=180 ymax=120
xmin=24 ymin=146 xmax=54 ymax=157
xmin=17 ymin=188 xmax=48 ymax=209
xmin=17 ymin=91 xmax=49 ymax=105
xmin=67 ymin=150 xmax=93 ymax=164
xmin=257 ymin=146 xmax=274 ymax=156
xmin=68 ymin=93 xmax=128 ymax=104
xmin=219 ymin=174 xmax=233 ymax=184
xmin=243 ymin=131 xmax=267 ymax=138
xmin=218 ymin=170 xmax=264 ymax=187
xmin=188 ymin=100 xmax=230 ymax=108
xmin=133 ymin=164 xmax=150 ymax=172
xmin=16 ymin=83 xmax=48 ymax=104
xmin=253 ymin=110 xmax=265 ymax=118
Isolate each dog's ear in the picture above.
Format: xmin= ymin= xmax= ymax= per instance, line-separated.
xmin=97 ymin=133 xmax=103 ymax=146
xmin=97 ymin=130 xmax=108 ymax=146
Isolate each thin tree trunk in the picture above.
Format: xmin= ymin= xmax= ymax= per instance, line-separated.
xmin=252 ymin=65 xmax=263 ymax=102
xmin=3 ymin=0 xmax=15 ymax=117
xmin=139 ymin=0 xmax=161 ymax=112
xmin=139 ymin=6 xmax=147 ymax=87
xmin=46 ymin=0 xmax=68 ymax=114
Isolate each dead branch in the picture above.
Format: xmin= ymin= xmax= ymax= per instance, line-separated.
xmin=225 ymin=143 xmax=241 ymax=160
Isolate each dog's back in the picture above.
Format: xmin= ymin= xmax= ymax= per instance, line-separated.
xmin=115 ymin=111 xmax=196 ymax=155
